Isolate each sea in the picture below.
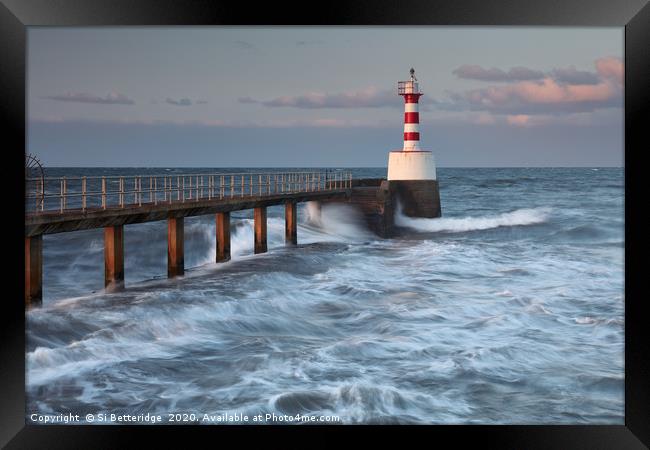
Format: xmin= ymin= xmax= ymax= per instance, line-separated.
xmin=26 ymin=167 xmax=624 ymax=424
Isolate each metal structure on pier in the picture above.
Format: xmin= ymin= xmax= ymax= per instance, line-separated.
xmin=25 ymin=170 xmax=353 ymax=214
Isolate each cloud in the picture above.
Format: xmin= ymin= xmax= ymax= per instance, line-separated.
xmin=471 ymin=113 xmax=498 ymax=125
xmin=453 ymin=57 xmax=623 ymax=87
xmin=453 ymin=65 xmax=545 ymax=82
xmin=240 ymin=86 xmax=439 ymax=109
xmin=238 ymin=96 xmax=258 ymax=104
xmin=244 ymin=60 xmax=613 ymax=117
xmin=29 ymin=116 xmax=393 ymax=129
xmin=448 ymin=78 xmax=621 ymax=115
xmin=31 ymin=109 xmax=619 ymax=130
xmin=423 ymin=110 xmax=621 ymax=128
xmin=42 ymin=92 xmax=135 ymax=105
xmin=165 ymin=98 xmax=192 ymax=106
xmin=596 ymin=56 xmax=624 ymax=84
xmin=257 ymin=87 xmax=396 ymax=109
xmin=441 ymin=57 xmax=623 ymax=118
xmin=506 ymin=114 xmax=532 ymax=127
xmin=550 ymin=66 xmax=600 ymax=85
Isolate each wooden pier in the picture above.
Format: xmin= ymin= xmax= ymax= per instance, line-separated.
xmin=24 ymin=171 xmax=352 ymax=308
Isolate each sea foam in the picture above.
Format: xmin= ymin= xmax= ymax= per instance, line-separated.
xmin=395 ymin=206 xmax=551 ymax=233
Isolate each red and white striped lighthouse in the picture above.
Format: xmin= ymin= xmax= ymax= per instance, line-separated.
xmin=387 ymin=68 xmax=437 ymax=181
xmin=400 ymin=68 xmax=422 ymax=151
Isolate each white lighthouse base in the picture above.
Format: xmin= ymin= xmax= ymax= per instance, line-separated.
xmin=387 ymin=151 xmax=437 ymax=181
xmin=385 ymin=150 xmax=441 ymax=219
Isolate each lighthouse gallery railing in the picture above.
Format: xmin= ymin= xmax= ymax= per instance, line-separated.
xmin=26 ymin=170 xmax=353 ymax=214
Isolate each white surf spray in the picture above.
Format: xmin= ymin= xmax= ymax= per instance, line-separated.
xmin=301 ymin=202 xmax=374 ymax=243
xmin=395 ymin=203 xmax=551 ymax=233
xmin=169 ymin=203 xmax=373 ymax=272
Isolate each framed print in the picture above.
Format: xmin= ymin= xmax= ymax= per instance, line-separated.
xmin=1 ymin=0 xmax=648 ymax=447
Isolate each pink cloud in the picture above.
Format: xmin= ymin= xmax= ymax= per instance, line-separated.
xmin=443 ymin=56 xmax=624 ymax=118
xmin=453 ymin=73 xmax=621 ymax=115
xmin=508 ymin=77 xmax=616 ymax=104
xmin=595 ymin=56 xmax=623 ymax=84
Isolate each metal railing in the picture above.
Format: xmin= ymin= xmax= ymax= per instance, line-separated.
xmin=25 ymin=170 xmax=353 ymax=214
xmin=397 ymin=80 xmax=420 ymax=95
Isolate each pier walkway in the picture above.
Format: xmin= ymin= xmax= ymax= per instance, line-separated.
xmin=25 ymin=170 xmax=353 ymax=307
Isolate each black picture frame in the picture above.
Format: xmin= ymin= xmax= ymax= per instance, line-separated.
xmin=1 ymin=0 xmax=648 ymax=447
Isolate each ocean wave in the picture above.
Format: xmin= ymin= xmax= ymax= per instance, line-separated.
xmin=395 ymin=207 xmax=551 ymax=233
xmin=27 ymin=168 xmax=624 ymax=424
xmin=574 ymin=316 xmax=623 ymax=326
xmin=477 ymin=177 xmax=538 ymax=188
xmin=302 ymin=202 xmax=374 ymax=243
xmin=547 ymin=224 xmax=607 ymax=241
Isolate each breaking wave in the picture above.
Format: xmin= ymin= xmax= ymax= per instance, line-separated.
xmin=395 ymin=206 xmax=551 ymax=233
xmin=27 ymin=168 xmax=624 ymax=424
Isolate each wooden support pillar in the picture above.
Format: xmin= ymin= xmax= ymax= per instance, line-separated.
xmin=25 ymin=235 xmax=43 ymax=308
xmin=254 ymin=206 xmax=267 ymax=254
xmin=167 ymin=217 xmax=184 ymax=277
xmin=216 ymin=212 xmax=231 ymax=262
xmin=285 ymin=201 xmax=297 ymax=245
xmin=104 ymin=225 xmax=124 ymax=292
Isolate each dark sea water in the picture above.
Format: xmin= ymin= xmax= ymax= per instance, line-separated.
xmin=26 ymin=167 xmax=624 ymax=424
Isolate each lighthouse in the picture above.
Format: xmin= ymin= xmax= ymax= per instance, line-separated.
xmin=318 ymin=68 xmax=441 ymax=236
xmin=400 ymin=67 xmax=423 ymax=151
xmin=386 ymin=68 xmax=441 ymax=218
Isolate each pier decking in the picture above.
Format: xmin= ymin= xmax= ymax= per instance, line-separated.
xmin=25 ymin=171 xmax=353 ymax=307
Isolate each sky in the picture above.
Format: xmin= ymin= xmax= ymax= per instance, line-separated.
xmin=27 ymin=27 xmax=624 ymax=167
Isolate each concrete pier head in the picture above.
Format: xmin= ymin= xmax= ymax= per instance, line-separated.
xmin=325 ymin=176 xmax=441 ymax=238
xmin=387 ymin=150 xmax=441 ymax=219
xmin=389 ymin=179 xmax=441 ymax=218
